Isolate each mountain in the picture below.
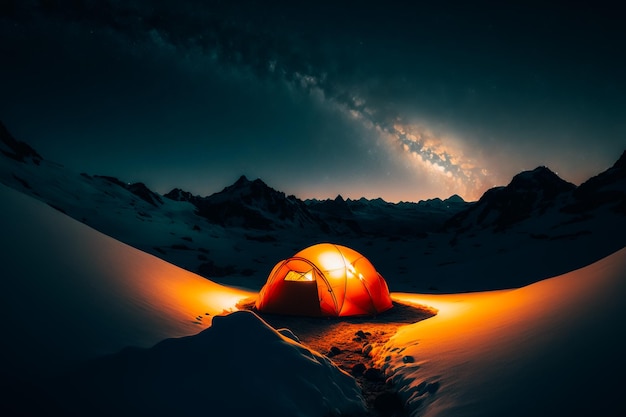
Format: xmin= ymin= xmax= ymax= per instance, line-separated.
xmin=431 ymin=159 xmax=626 ymax=291
xmin=304 ymin=195 xmax=362 ymax=234
xmin=306 ymin=194 xmax=469 ymax=237
xmin=0 ymin=121 xmax=462 ymax=289
xmin=563 ymin=150 xmax=626 ymax=214
xmin=445 ymin=166 xmax=576 ymax=232
xmin=0 ymin=121 xmax=42 ymax=163
xmin=166 ymin=175 xmax=328 ymax=231
xmin=9 ymin=174 xmax=623 ymax=417
xmin=95 ymin=175 xmax=164 ymax=207
xmin=445 ymin=159 xmax=626 ymax=235
xmin=1 ymin=120 xmax=625 ymax=293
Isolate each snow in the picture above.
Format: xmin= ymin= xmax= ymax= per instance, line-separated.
xmin=0 ymin=183 xmax=254 ymax=378
xmin=0 ymin=183 xmax=365 ymax=416
xmin=3 ymin=144 xmax=625 ymax=295
xmin=0 ymin=153 xmax=328 ymax=290
xmin=2 ymin=156 xmax=626 ymax=416
xmin=374 ymin=247 xmax=626 ymax=416
xmin=57 ymin=310 xmax=366 ymax=417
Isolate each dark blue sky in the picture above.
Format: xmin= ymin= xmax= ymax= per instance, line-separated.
xmin=1 ymin=1 xmax=624 ymax=201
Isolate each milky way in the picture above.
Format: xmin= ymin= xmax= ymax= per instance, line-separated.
xmin=1 ymin=1 xmax=624 ymax=202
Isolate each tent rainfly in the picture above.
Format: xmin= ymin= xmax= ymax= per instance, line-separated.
xmin=255 ymin=243 xmax=393 ymax=317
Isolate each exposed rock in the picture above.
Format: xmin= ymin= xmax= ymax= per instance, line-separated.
xmin=363 ymin=367 xmax=384 ymax=381
xmin=446 ymin=166 xmax=576 ymax=232
xmin=351 ymin=362 xmax=366 ymax=376
xmin=373 ymin=390 xmax=404 ymax=416
xmin=328 ymin=346 xmax=342 ymax=357
xmin=0 ymin=121 xmax=42 ymax=163
xmin=564 ymin=150 xmax=626 ymax=214
xmin=95 ymin=176 xmax=163 ymax=207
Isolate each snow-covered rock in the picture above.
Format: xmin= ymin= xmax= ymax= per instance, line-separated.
xmin=564 ymin=150 xmax=626 ymax=213
xmin=0 ymin=120 xmax=42 ymax=163
xmin=445 ymin=166 xmax=576 ymax=232
xmin=180 ymin=174 xmax=328 ymax=231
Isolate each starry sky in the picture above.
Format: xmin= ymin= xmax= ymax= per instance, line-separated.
xmin=1 ymin=1 xmax=624 ymax=202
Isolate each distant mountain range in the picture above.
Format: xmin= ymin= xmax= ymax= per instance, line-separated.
xmin=165 ymin=175 xmax=330 ymax=232
xmin=2 ymin=120 xmax=625 ymax=292
xmin=445 ymin=153 xmax=626 ymax=234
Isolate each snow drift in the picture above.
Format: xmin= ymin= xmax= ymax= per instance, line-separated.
xmin=0 ymin=183 xmax=254 ymax=378
xmin=375 ymin=247 xmax=626 ymax=417
xmin=54 ymin=310 xmax=367 ymax=417
xmin=0 ymin=183 xmax=366 ymax=417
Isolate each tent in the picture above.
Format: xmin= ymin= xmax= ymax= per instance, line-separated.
xmin=255 ymin=243 xmax=393 ymax=317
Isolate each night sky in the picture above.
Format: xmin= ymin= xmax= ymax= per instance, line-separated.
xmin=1 ymin=1 xmax=624 ymax=202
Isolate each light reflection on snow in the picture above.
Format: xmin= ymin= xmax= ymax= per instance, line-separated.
xmin=377 ymin=249 xmax=626 ymax=417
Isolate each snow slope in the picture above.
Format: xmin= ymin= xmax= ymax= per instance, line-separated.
xmin=0 ymin=183 xmax=366 ymax=417
xmin=55 ymin=311 xmax=366 ymax=417
xmin=3 ymin=179 xmax=626 ymax=416
xmin=375 ymin=247 xmax=626 ymax=416
xmin=2 ymin=126 xmax=625 ymax=294
xmin=0 ymin=148 xmax=334 ymax=289
xmin=0 ymin=183 xmax=255 ymax=378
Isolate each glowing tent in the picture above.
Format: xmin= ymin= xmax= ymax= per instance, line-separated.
xmin=255 ymin=243 xmax=393 ymax=317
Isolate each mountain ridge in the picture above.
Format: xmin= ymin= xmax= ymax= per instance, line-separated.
xmin=1 ymin=119 xmax=625 ymax=292
xmin=165 ymin=174 xmax=328 ymax=231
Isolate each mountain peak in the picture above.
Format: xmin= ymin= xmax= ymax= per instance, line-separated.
xmin=613 ymin=150 xmax=626 ymax=169
xmin=567 ymin=149 xmax=626 ymax=212
xmin=0 ymin=121 xmax=42 ymax=163
xmin=234 ymin=175 xmax=251 ymax=186
xmin=445 ymin=194 xmax=465 ymax=203
xmin=447 ymin=165 xmax=576 ymax=232
xmin=164 ymin=188 xmax=197 ymax=202
xmin=94 ymin=175 xmax=163 ymax=207
xmin=507 ymin=166 xmax=576 ymax=197
xmin=226 ymin=175 xmax=271 ymax=192
xmin=509 ymin=166 xmax=567 ymax=187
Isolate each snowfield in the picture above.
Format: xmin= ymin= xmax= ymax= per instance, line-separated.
xmin=57 ymin=310 xmax=367 ymax=417
xmin=1 ymin=184 xmax=253 ymax=378
xmin=377 ymin=248 xmax=626 ymax=416
xmin=0 ymin=183 xmax=364 ymax=416
xmin=2 ymin=180 xmax=625 ymax=416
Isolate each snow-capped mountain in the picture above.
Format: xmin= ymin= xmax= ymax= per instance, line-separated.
xmin=96 ymin=175 xmax=165 ymax=207
xmin=2 ymin=170 xmax=625 ymax=417
xmin=445 ymin=166 xmax=577 ymax=232
xmin=1 ymin=120 xmax=625 ymax=292
xmin=0 ymin=121 xmax=42 ymax=162
xmin=444 ymin=157 xmax=626 ymax=242
xmin=0 ymin=120 xmax=468 ymax=289
xmin=305 ymin=194 xmax=469 ymax=237
xmin=166 ymin=175 xmax=329 ymax=231
xmin=564 ymin=150 xmax=626 ymax=214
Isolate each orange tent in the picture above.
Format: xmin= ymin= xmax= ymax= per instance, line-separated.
xmin=255 ymin=243 xmax=393 ymax=317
